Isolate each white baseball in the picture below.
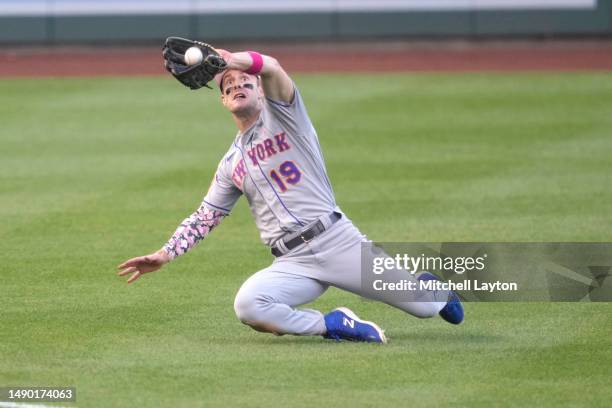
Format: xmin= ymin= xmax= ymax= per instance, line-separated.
xmin=184 ymin=47 xmax=203 ymax=65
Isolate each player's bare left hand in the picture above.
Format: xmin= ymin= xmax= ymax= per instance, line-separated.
xmin=117 ymin=249 xmax=170 ymax=284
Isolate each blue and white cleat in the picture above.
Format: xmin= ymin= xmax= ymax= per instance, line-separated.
xmin=418 ymin=272 xmax=464 ymax=325
xmin=323 ymin=307 xmax=387 ymax=343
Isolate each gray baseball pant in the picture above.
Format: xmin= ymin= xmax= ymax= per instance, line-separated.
xmin=233 ymin=215 xmax=447 ymax=335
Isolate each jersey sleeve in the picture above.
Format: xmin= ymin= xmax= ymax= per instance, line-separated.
xmin=264 ymin=84 xmax=314 ymax=135
xmin=202 ymin=156 xmax=242 ymax=214
xmin=162 ymin=204 xmax=226 ymax=260
xmin=162 ymin=157 xmax=241 ymax=260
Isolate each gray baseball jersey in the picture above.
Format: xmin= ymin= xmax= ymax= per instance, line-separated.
xmin=160 ymin=78 xmax=449 ymax=338
xmin=199 ymin=83 xmax=447 ymax=336
xmin=203 ymin=85 xmax=339 ymax=246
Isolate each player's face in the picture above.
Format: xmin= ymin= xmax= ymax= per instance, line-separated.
xmin=220 ymin=70 xmax=262 ymax=114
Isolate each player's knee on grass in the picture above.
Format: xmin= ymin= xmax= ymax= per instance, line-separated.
xmin=233 ymin=289 xmax=257 ymax=323
xmin=233 ymin=290 xmax=280 ymax=334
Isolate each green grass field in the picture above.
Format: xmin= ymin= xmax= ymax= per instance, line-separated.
xmin=1 ymin=73 xmax=612 ymax=407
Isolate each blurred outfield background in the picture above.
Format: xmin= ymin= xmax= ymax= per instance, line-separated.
xmin=1 ymin=1 xmax=612 ymax=408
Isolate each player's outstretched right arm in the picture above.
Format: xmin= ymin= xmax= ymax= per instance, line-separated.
xmin=117 ymin=204 xmax=226 ymax=284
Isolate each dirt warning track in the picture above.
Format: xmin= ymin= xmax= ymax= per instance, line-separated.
xmin=1 ymin=40 xmax=612 ymax=77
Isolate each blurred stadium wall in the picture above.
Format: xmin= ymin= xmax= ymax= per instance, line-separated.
xmin=0 ymin=0 xmax=610 ymax=43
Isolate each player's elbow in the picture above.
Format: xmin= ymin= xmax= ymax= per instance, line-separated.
xmin=263 ymin=56 xmax=282 ymax=75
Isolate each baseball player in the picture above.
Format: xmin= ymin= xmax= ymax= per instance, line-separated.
xmin=118 ymin=40 xmax=463 ymax=343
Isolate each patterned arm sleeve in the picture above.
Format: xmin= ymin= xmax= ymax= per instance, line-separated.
xmin=162 ymin=203 xmax=226 ymax=260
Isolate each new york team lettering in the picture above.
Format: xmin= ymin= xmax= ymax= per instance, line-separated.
xmin=245 ymin=132 xmax=291 ymax=166
xmin=232 ymin=159 xmax=247 ymax=188
xmin=232 ymin=132 xmax=292 ymax=189
xmin=275 ymin=132 xmax=290 ymax=152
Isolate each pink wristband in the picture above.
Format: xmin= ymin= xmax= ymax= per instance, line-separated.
xmin=245 ymin=51 xmax=264 ymax=75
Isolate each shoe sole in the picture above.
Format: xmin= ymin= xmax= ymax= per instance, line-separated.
xmin=334 ymin=307 xmax=388 ymax=344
